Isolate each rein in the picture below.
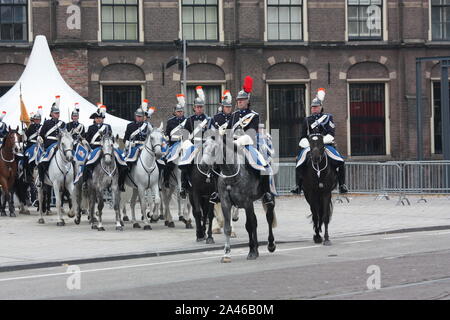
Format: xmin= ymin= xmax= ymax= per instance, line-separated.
xmin=100 ymin=150 xmax=117 ymax=177
xmin=204 ymin=140 xmax=240 ymax=179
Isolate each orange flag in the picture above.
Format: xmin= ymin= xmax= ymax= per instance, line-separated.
xmin=20 ymin=93 xmax=31 ymax=128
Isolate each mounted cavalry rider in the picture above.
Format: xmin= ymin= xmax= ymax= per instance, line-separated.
xmin=178 ymin=86 xmax=211 ymax=198
xmin=83 ymin=105 xmax=127 ymax=191
xmin=0 ymin=111 xmax=8 ymax=148
xmin=66 ymin=103 xmax=85 ymax=142
xmin=24 ymin=107 xmax=43 ymax=181
xmin=208 ymin=90 xmax=234 ymax=204
xmin=227 ymin=76 xmax=275 ymax=206
xmin=37 ymin=96 xmax=66 ymax=186
xmin=162 ymin=94 xmax=187 ymax=188
xmin=291 ymin=88 xmax=348 ymax=194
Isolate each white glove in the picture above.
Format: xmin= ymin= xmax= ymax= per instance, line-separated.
xmin=37 ymin=136 xmax=43 ymax=144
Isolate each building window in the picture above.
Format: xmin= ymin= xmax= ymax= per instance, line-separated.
xmin=267 ymin=0 xmax=303 ymax=41
xmin=186 ymin=85 xmax=221 ymax=116
xmin=348 ymin=0 xmax=383 ymax=40
xmin=431 ymin=82 xmax=450 ymax=154
xmin=101 ymin=0 xmax=138 ymax=41
xmin=269 ymin=84 xmax=306 ymax=158
xmin=349 ymin=83 xmax=386 ymax=156
xmin=102 ymin=85 xmax=142 ymax=121
xmin=432 ymin=0 xmax=450 ymax=40
xmin=0 ymin=85 xmax=12 ymax=97
xmin=182 ymin=0 xmax=218 ymax=41
xmin=0 ymin=0 xmax=27 ymax=41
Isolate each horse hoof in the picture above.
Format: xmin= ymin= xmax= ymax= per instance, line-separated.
xmin=168 ymin=222 xmax=175 ymax=228
xmin=247 ymin=251 xmax=259 ymax=260
xmin=150 ymin=217 xmax=158 ymax=223
xmin=159 ymin=214 xmax=164 ymax=220
xmin=38 ymin=218 xmax=45 ymax=224
xmin=9 ymin=212 xmax=16 ymax=217
xmin=67 ymin=211 xmax=75 ymax=218
xmin=143 ymin=225 xmax=152 ymax=230
xmin=133 ymin=223 xmax=141 ymax=229
xmin=74 ymin=218 xmax=80 ymax=225
xmin=185 ymin=222 xmax=193 ymax=229
xmin=196 ymin=237 xmax=206 ymax=242
xmin=91 ymin=224 xmax=98 ymax=230
xmin=116 ymin=226 xmax=123 ymax=231
xmin=221 ymin=256 xmax=231 ymax=263
xmin=323 ymin=240 xmax=332 ymax=246
xmin=268 ymin=243 xmax=276 ymax=253
xmin=98 ymin=227 xmax=105 ymax=231
xmin=212 ymin=228 xmax=222 ymax=234
xmin=313 ymin=235 xmax=323 ymax=244
xmin=57 ymin=221 xmax=65 ymax=227
xmin=123 ymin=216 xmax=129 ymax=222
xmin=206 ymin=237 xmax=215 ymax=244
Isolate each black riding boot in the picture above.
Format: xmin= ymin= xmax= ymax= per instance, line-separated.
xmin=291 ymin=166 xmax=303 ymax=194
xmin=82 ymin=166 xmax=91 ymax=190
xmin=163 ymin=162 xmax=174 ymax=189
xmin=118 ymin=166 xmax=127 ymax=192
xmin=337 ymin=163 xmax=348 ymax=194
xmin=37 ymin=163 xmax=47 ymax=187
xmin=261 ymin=174 xmax=275 ymax=206
xmin=179 ymin=166 xmax=190 ymax=199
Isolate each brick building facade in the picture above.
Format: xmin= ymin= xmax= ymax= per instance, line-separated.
xmin=0 ymin=0 xmax=449 ymax=161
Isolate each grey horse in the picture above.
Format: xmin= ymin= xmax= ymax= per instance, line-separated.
xmin=202 ymin=136 xmax=277 ymax=263
xmin=87 ymin=133 xmax=122 ymax=231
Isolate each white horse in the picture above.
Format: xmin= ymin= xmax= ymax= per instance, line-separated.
xmin=87 ymin=133 xmax=122 ymax=231
xmin=125 ymin=124 xmax=163 ymax=230
xmin=37 ymin=130 xmax=76 ymax=225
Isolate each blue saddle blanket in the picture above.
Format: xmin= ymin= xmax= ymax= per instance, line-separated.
xmin=39 ymin=143 xmax=58 ymax=163
xmin=296 ymin=145 xmax=344 ymax=167
xmin=125 ymin=145 xmax=144 ymax=163
xmin=25 ymin=144 xmax=44 ymax=164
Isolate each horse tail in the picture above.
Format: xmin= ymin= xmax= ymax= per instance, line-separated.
xmin=13 ymin=176 xmax=28 ymax=205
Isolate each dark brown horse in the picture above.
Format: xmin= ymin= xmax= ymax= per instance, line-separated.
xmin=0 ymin=128 xmax=22 ymax=217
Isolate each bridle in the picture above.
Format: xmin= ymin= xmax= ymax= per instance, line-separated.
xmin=309 ymin=134 xmax=328 ymax=178
xmin=0 ymin=131 xmax=19 ymax=163
xmin=100 ymin=136 xmax=117 ymax=178
xmin=201 ymin=138 xmax=240 ymax=179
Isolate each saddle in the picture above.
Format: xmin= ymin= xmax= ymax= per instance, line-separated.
xmin=125 ymin=144 xmax=144 ymax=164
xmin=25 ymin=143 xmax=44 ymax=164
xmin=38 ymin=143 xmax=58 ymax=164
xmin=296 ymin=143 xmax=344 ymax=168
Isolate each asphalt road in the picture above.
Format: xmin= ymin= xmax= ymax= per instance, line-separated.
xmin=1 ymin=229 xmax=450 ymax=300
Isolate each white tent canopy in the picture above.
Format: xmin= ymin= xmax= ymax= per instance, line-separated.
xmin=0 ymin=35 xmax=129 ymax=137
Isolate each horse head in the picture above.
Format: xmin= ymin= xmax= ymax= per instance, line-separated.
xmin=101 ymin=133 xmax=114 ymax=166
xmin=147 ymin=123 xmax=163 ymax=159
xmin=58 ymin=129 xmax=74 ymax=162
xmin=309 ymin=133 xmax=325 ymax=165
xmin=6 ymin=128 xmax=23 ymax=155
xmin=201 ymin=137 xmax=220 ymax=167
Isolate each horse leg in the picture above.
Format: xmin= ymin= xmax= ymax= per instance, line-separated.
xmin=89 ymin=189 xmax=97 ymax=229
xmin=113 ymin=186 xmax=123 ymax=231
xmin=130 ymin=188 xmax=140 ymax=228
xmin=245 ymin=205 xmax=259 ymax=260
xmin=311 ymin=202 xmax=322 ymax=244
xmin=220 ymin=200 xmax=232 ymax=263
xmin=54 ymin=184 xmax=64 ymax=226
xmin=37 ymin=184 xmax=45 ymax=224
xmin=191 ymin=194 xmax=204 ymax=241
xmin=139 ymin=187 xmax=152 ymax=230
xmin=323 ymin=192 xmax=333 ymax=246
xmin=263 ymin=200 xmax=276 ymax=253
xmin=97 ymin=192 xmax=105 ymax=231
xmin=0 ymin=184 xmax=7 ymax=216
xmin=8 ymin=191 xmax=15 ymax=217
xmin=205 ymin=201 xmax=215 ymax=244
xmin=74 ymin=185 xmax=82 ymax=225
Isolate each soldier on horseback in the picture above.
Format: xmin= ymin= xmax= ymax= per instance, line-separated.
xmin=37 ymin=97 xmax=66 ymax=187
xmin=162 ymin=95 xmax=186 ymax=189
xmin=83 ymin=105 xmax=127 ymax=191
xmin=291 ymin=90 xmax=348 ymax=194
xmin=228 ymin=78 xmax=275 ymax=206
xmin=179 ymin=86 xmax=211 ymax=198
xmin=208 ymin=90 xmax=234 ymax=204
xmin=120 ymin=106 xmax=152 ymax=191
xmin=0 ymin=111 xmax=9 ymax=148
xmin=24 ymin=107 xmax=43 ymax=182
xmin=66 ymin=104 xmax=86 ymax=142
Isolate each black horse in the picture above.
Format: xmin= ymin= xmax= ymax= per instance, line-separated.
xmin=202 ymin=136 xmax=276 ymax=262
xmin=299 ymin=133 xmax=337 ymax=246
xmin=183 ymin=155 xmax=216 ymax=243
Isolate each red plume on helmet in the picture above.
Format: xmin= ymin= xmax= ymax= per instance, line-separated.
xmin=243 ymin=76 xmax=253 ymax=93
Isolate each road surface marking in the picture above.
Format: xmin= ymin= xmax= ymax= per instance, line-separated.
xmin=382 ymin=236 xmax=409 ymax=240
xmin=343 ymin=240 xmax=373 ymax=244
